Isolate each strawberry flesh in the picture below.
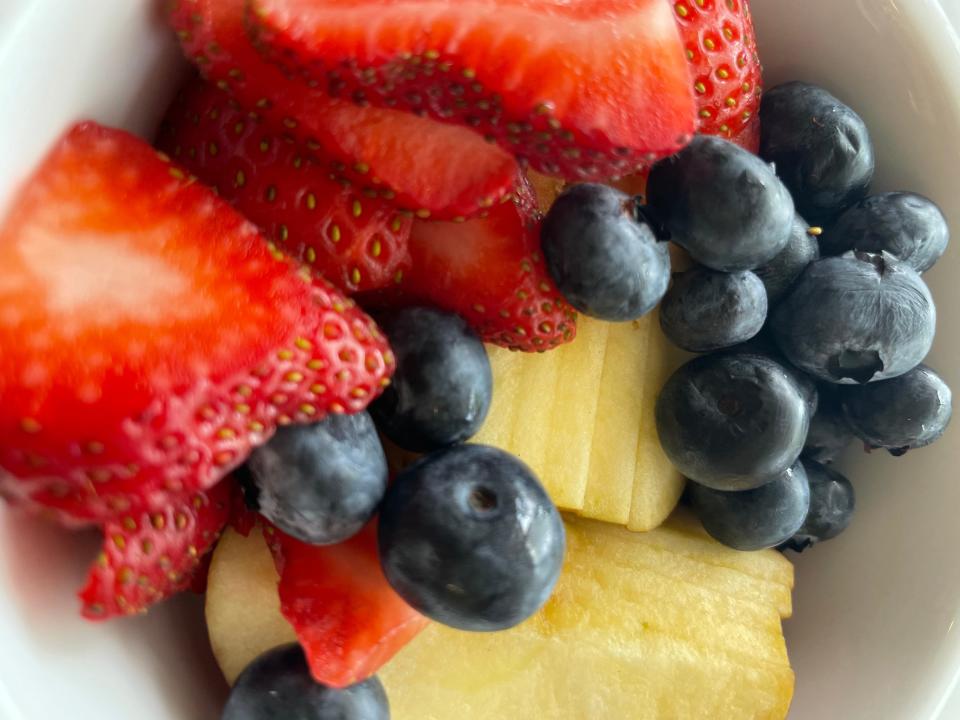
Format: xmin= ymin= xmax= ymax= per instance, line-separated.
xmin=80 ymin=478 xmax=232 ymax=619
xmin=157 ymin=77 xmax=413 ymax=293
xmin=248 ymin=0 xmax=697 ymax=182
xmin=169 ymin=0 xmax=518 ymax=219
xmin=364 ymin=174 xmax=577 ymax=351
xmin=0 ymin=122 xmax=393 ymax=526
xmin=265 ymin=520 xmax=429 ymax=688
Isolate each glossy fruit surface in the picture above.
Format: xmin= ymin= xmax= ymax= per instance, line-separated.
xmin=371 ymin=308 xmax=492 ymax=452
xmin=760 ymin=81 xmax=874 ymax=224
xmin=541 ymin=183 xmax=671 ymax=321
xmin=841 ymin=364 xmax=952 ymax=455
xmin=656 ymin=353 xmax=811 ymax=490
xmin=689 ymin=460 xmax=811 ymax=551
xmin=647 ymin=136 xmax=794 ymax=271
xmin=379 ymin=444 xmax=565 ymax=631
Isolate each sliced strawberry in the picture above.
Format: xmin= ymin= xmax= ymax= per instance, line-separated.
xmin=265 ymin=520 xmax=428 ymax=688
xmin=364 ymin=175 xmax=577 ymax=351
xmin=673 ymin=0 xmax=762 ymax=143
xmin=0 ymin=122 xmax=393 ymax=526
xmin=169 ymin=0 xmax=517 ymax=219
xmin=157 ymin=77 xmax=412 ymax=293
xmin=247 ymin=0 xmax=696 ymax=182
xmin=80 ymin=479 xmax=232 ymax=619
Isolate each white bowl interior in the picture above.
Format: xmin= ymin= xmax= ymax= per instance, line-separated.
xmin=1 ymin=1 xmax=960 ymax=718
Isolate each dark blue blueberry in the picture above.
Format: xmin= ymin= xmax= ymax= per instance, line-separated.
xmin=802 ymin=386 xmax=855 ymax=464
xmin=760 ymin=82 xmax=875 ymax=224
xmin=370 ymin=307 xmax=492 ymax=453
xmin=540 ymin=183 xmax=671 ymax=321
xmin=720 ymin=332 xmax=820 ymax=417
xmin=659 ymin=267 xmax=767 ymax=352
xmin=222 ymin=644 xmax=389 ymax=720
xmin=821 ymin=192 xmax=949 ymax=273
xmin=646 ymin=135 xmax=794 ymax=271
xmin=753 ymin=215 xmax=820 ymax=303
xmin=655 ymin=353 xmax=812 ymax=491
xmin=771 ymin=251 xmax=936 ymax=384
xmin=780 ymin=460 xmax=855 ymax=552
xmin=841 ymin=364 xmax=952 ymax=455
xmin=245 ymin=413 xmax=387 ymax=545
xmin=689 ymin=460 xmax=811 ymax=551
xmin=378 ymin=444 xmax=564 ymax=632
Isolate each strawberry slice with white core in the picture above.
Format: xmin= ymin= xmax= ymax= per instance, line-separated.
xmin=0 ymin=122 xmax=393 ymax=526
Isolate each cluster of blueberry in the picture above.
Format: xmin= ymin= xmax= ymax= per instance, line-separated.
xmin=541 ymin=81 xmax=951 ymax=554
xmin=241 ymin=305 xmax=564 ymax=631
xmin=227 ymin=306 xmax=564 ymax=718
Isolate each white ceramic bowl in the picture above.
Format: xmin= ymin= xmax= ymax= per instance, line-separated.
xmin=1 ymin=1 xmax=959 ymax=718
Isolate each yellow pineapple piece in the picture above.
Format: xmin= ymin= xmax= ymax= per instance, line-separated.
xmin=206 ymin=513 xmax=794 ymax=719
xmin=205 ymin=528 xmax=295 ymax=684
xmin=581 ymin=311 xmax=686 ymax=529
xmin=628 ymin=314 xmax=688 ymax=531
xmin=475 ymin=314 xmax=683 ymax=527
xmin=473 ymin=317 xmax=608 ymax=511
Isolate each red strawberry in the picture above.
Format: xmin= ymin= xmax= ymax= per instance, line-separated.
xmin=0 ymin=122 xmax=393 ymax=527
xmin=365 ymin=175 xmax=577 ymax=351
xmin=169 ymin=0 xmax=518 ymax=219
xmin=672 ymin=0 xmax=763 ymax=145
xmin=265 ymin=520 xmax=428 ymax=688
xmin=80 ymin=479 xmax=232 ymax=619
xmin=157 ymin=77 xmax=413 ymax=293
xmin=247 ymin=0 xmax=696 ymax=182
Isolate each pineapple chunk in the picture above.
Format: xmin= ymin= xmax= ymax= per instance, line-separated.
xmin=474 ymin=317 xmax=608 ymax=511
xmin=205 ymin=528 xmax=295 ymax=684
xmin=473 ymin=314 xmax=684 ymax=529
xmin=206 ymin=513 xmax=794 ymax=719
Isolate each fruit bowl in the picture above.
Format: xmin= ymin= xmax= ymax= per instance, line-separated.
xmin=1 ymin=0 xmax=959 ymax=718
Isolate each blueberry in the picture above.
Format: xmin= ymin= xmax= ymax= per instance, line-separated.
xmin=222 ymin=644 xmax=389 ymax=720
xmin=802 ymin=386 xmax=855 ymax=464
xmin=378 ymin=444 xmax=564 ymax=632
xmin=721 ymin=334 xmax=819 ymax=417
xmin=245 ymin=413 xmax=387 ymax=545
xmin=780 ymin=460 xmax=855 ymax=552
xmin=771 ymin=251 xmax=935 ymax=384
xmin=659 ymin=267 xmax=767 ymax=352
xmin=688 ymin=460 xmax=811 ymax=551
xmin=759 ymin=82 xmax=875 ymax=224
xmin=646 ymin=136 xmax=795 ymax=271
xmin=371 ymin=307 xmax=492 ymax=452
xmin=540 ymin=183 xmax=671 ymax=321
xmin=655 ymin=353 xmax=812 ymax=491
xmin=841 ymin=364 xmax=952 ymax=455
xmin=753 ymin=215 xmax=820 ymax=304
xmin=821 ymin=192 xmax=949 ymax=273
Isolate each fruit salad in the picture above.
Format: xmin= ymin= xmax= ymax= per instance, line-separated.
xmin=0 ymin=1 xmax=953 ymax=719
